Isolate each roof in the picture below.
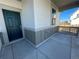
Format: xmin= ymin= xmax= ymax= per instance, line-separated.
xmin=51 ymin=0 xmax=79 ymax=11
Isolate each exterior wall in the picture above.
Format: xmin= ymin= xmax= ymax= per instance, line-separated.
xmin=51 ymin=0 xmax=60 ymax=26
xmin=22 ymin=0 xmax=59 ymax=46
xmin=34 ymin=0 xmax=51 ymax=29
xmin=35 ymin=26 xmax=58 ymax=45
xmin=0 ymin=7 xmax=8 ymax=44
xmin=21 ymin=0 xmax=35 ymax=31
xmin=24 ymin=29 xmax=36 ymax=44
xmin=24 ymin=27 xmax=58 ymax=45
xmin=0 ymin=0 xmax=59 ymax=46
xmin=34 ymin=0 xmax=59 ymax=30
xmin=0 ymin=0 xmax=22 ymax=9
xmin=21 ymin=0 xmax=59 ymax=30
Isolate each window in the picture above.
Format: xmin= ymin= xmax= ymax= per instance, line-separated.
xmin=52 ymin=8 xmax=56 ymax=25
xmin=77 ymin=14 xmax=79 ymax=17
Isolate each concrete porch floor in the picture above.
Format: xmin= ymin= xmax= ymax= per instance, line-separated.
xmin=0 ymin=33 xmax=79 ymax=59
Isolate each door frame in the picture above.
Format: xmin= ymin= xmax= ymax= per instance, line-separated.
xmin=2 ymin=9 xmax=24 ymax=45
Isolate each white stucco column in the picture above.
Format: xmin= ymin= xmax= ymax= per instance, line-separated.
xmin=22 ymin=0 xmax=60 ymax=31
xmin=56 ymin=10 xmax=60 ymax=26
xmin=22 ymin=0 xmax=35 ymax=31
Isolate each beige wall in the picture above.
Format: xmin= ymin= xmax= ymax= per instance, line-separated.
xmin=0 ymin=0 xmax=59 ymax=45
xmin=34 ymin=0 xmax=51 ymax=30
xmin=22 ymin=0 xmax=35 ymax=31
xmin=0 ymin=0 xmax=22 ymax=9
xmin=34 ymin=0 xmax=59 ymax=31
xmin=22 ymin=0 xmax=59 ymax=31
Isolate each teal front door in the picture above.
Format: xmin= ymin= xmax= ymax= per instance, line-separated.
xmin=2 ymin=9 xmax=23 ymax=42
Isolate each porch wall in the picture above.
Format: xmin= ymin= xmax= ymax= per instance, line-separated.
xmin=24 ymin=27 xmax=58 ymax=45
xmin=0 ymin=0 xmax=59 ymax=46
xmin=22 ymin=0 xmax=59 ymax=46
xmin=0 ymin=0 xmax=22 ymax=9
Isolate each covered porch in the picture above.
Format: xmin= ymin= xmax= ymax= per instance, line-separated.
xmin=0 ymin=0 xmax=79 ymax=59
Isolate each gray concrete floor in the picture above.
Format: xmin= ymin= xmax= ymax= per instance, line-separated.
xmin=0 ymin=33 xmax=79 ymax=59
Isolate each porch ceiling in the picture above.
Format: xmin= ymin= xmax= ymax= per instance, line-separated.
xmin=51 ymin=0 xmax=79 ymax=11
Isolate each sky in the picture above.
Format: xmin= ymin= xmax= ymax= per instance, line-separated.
xmin=60 ymin=7 xmax=78 ymax=21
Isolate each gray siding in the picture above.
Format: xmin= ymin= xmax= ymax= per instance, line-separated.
xmin=24 ymin=26 xmax=58 ymax=45
xmin=24 ymin=29 xmax=36 ymax=44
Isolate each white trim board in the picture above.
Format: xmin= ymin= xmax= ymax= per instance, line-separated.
xmin=3 ymin=38 xmax=24 ymax=47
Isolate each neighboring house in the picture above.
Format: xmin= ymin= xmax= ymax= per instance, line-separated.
xmin=70 ymin=8 xmax=79 ymax=26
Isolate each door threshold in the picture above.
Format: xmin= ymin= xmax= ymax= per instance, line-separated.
xmin=4 ymin=38 xmax=24 ymax=47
